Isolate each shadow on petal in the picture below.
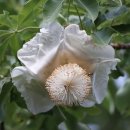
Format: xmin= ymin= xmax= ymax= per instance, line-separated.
xmin=11 ymin=66 xmax=55 ymax=114
xmin=92 ymin=59 xmax=120 ymax=103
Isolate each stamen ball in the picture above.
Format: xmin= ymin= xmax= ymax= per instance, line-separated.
xmin=45 ymin=63 xmax=92 ymax=105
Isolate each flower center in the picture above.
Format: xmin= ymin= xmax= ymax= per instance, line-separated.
xmin=45 ymin=63 xmax=92 ymax=105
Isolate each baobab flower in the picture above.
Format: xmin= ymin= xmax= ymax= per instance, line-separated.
xmin=11 ymin=22 xmax=119 ymax=114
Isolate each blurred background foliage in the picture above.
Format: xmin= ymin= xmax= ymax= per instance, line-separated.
xmin=0 ymin=0 xmax=130 ymax=130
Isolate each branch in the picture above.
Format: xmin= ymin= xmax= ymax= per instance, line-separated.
xmin=111 ymin=44 xmax=130 ymax=49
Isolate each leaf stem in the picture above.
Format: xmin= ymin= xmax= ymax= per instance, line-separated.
xmin=119 ymin=0 xmax=123 ymax=6
xmin=0 ymin=32 xmax=14 ymax=38
xmin=67 ymin=0 xmax=71 ymax=22
xmin=111 ymin=43 xmax=130 ymax=49
xmin=74 ymin=4 xmax=84 ymax=29
xmin=57 ymin=106 xmax=67 ymax=120
xmin=17 ymin=27 xmax=40 ymax=32
xmin=0 ymin=27 xmax=39 ymax=38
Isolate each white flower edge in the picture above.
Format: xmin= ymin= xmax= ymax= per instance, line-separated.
xmin=92 ymin=59 xmax=120 ymax=103
xmin=17 ymin=23 xmax=117 ymax=80
xmin=64 ymin=24 xmax=115 ymax=60
xmin=11 ymin=66 xmax=55 ymax=114
xmin=17 ymin=22 xmax=63 ymax=76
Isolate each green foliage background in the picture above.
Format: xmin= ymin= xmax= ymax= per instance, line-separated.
xmin=0 ymin=0 xmax=130 ymax=130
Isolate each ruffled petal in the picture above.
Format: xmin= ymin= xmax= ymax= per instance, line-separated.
xmin=92 ymin=59 xmax=120 ymax=103
xmin=17 ymin=22 xmax=64 ymax=79
xmin=64 ymin=24 xmax=115 ymax=63
xmin=64 ymin=24 xmax=120 ymax=104
xmin=11 ymin=66 xmax=54 ymax=114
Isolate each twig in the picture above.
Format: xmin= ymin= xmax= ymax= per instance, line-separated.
xmin=74 ymin=4 xmax=84 ymax=30
xmin=111 ymin=44 xmax=130 ymax=49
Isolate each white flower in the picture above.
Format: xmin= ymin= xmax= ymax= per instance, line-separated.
xmin=11 ymin=22 xmax=119 ymax=114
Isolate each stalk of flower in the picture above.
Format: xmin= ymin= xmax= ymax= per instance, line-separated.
xmin=11 ymin=22 xmax=120 ymax=114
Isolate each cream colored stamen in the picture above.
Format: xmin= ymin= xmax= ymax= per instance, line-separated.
xmin=45 ymin=63 xmax=92 ymax=105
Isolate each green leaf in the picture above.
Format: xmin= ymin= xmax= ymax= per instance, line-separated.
xmin=0 ymin=14 xmax=14 ymax=28
xmin=10 ymin=87 xmax=26 ymax=108
xmin=105 ymin=6 xmax=128 ymax=20
xmin=18 ymin=0 xmax=45 ymax=27
xmin=92 ymin=28 xmax=115 ymax=45
xmin=0 ymin=81 xmax=12 ymax=121
xmin=0 ymin=77 xmax=10 ymax=94
xmin=43 ymin=0 xmax=64 ymax=22
xmin=61 ymin=109 xmax=91 ymax=130
xmin=96 ymin=6 xmax=129 ymax=29
xmin=41 ymin=107 xmax=63 ymax=130
xmin=76 ymin=0 xmax=99 ymax=22
xmin=0 ymin=80 xmax=12 ymax=103
xmin=65 ymin=106 xmax=100 ymax=119
xmin=112 ymin=24 xmax=130 ymax=34
xmin=66 ymin=118 xmax=90 ymax=130
xmin=111 ymin=66 xmax=124 ymax=79
xmin=0 ymin=42 xmax=9 ymax=62
xmin=0 ymin=30 xmax=12 ymax=38
xmin=0 ymin=33 xmax=15 ymax=62
xmin=9 ymin=34 xmax=21 ymax=56
xmin=19 ymin=27 xmax=39 ymax=42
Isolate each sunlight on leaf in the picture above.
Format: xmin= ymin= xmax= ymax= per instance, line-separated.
xmin=42 ymin=0 xmax=64 ymax=23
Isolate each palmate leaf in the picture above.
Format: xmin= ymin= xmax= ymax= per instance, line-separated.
xmin=43 ymin=0 xmax=64 ymax=22
xmin=0 ymin=30 xmax=13 ymax=38
xmin=96 ymin=6 xmax=129 ymax=29
xmin=92 ymin=28 xmax=115 ymax=45
xmin=16 ymin=0 xmax=46 ymax=31
xmin=9 ymin=34 xmax=21 ymax=56
xmin=0 ymin=33 xmax=15 ymax=62
xmin=0 ymin=13 xmax=16 ymax=29
xmin=97 ymin=5 xmax=130 ymax=29
xmin=105 ymin=6 xmax=128 ymax=20
xmin=18 ymin=0 xmax=45 ymax=26
xmin=76 ymin=0 xmax=99 ymax=22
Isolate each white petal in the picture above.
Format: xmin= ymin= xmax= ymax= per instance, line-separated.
xmin=17 ymin=22 xmax=63 ymax=79
xmin=64 ymin=24 xmax=115 ymax=61
xmin=92 ymin=59 xmax=120 ymax=103
xmin=11 ymin=66 xmax=54 ymax=114
xmin=64 ymin=24 xmax=120 ymax=103
xmin=80 ymin=100 xmax=95 ymax=107
xmin=58 ymin=122 xmax=67 ymax=130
